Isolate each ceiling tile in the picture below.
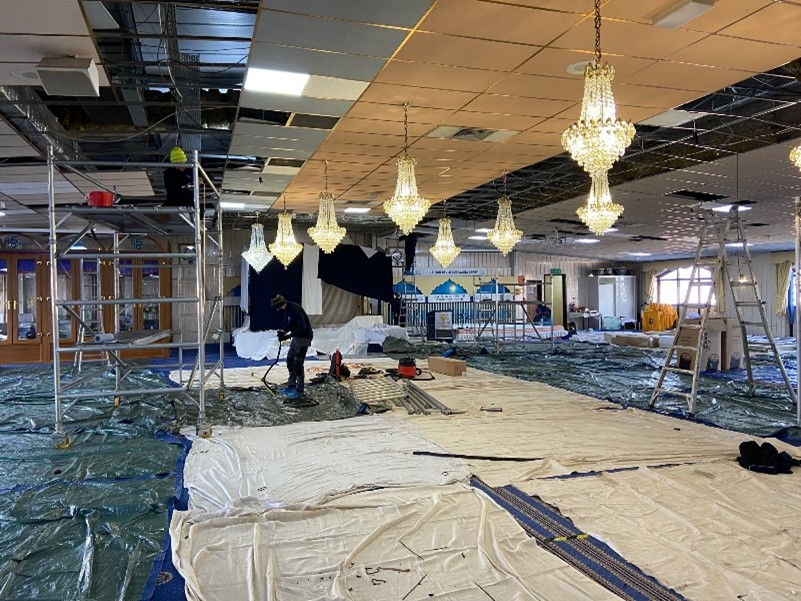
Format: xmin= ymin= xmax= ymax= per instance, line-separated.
xmin=249 ymin=42 xmax=387 ymax=80
xmin=461 ymin=94 xmax=576 ymax=118
xmin=357 ymin=82 xmax=478 ymax=109
xmin=0 ymin=0 xmax=90 ymax=35
xmin=667 ymin=35 xmax=801 ymax=72
xmin=551 ymin=17 xmax=707 ymax=59
xmin=516 ymin=47 xmax=656 ymax=80
xmin=344 ymin=101 xmax=456 ymax=124
xmin=621 ymin=60 xmax=754 ymax=92
xmin=260 ymin=0 xmax=435 ymax=28
xmin=440 ymin=110 xmax=545 ymax=131
xmin=395 ymin=32 xmax=540 ymax=71
xmin=375 ymin=60 xmax=504 ymax=92
xmin=419 ymin=0 xmax=583 ymax=45
xmin=719 ymin=2 xmax=801 ymax=47
xmin=601 ymin=0 xmax=771 ymax=32
xmin=334 ymin=116 xmax=433 ymax=136
xmin=613 ymin=83 xmax=703 ymax=110
xmin=488 ymin=73 xmax=586 ymax=101
xmin=239 ymin=90 xmax=354 ymax=116
xmin=255 ymin=11 xmax=409 ymax=58
xmin=495 ymin=0 xmax=595 ymax=13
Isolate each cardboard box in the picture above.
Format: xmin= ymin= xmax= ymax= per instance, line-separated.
xmin=427 ymin=356 xmax=467 ymax=377
xmin=611 ymin=334 xmax=658 ymax=348
xmin=723 ymin=319 xmax=744 ymax=371
xmin=675 ymin=318 xmax=725 ymax=371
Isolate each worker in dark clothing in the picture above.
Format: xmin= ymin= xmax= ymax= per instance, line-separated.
xmin=163 ymin=146 xmax=194 ymax=207
xmin=272 ymin=294 xmax=314 ymax=399
xmin=391 ymin=292 xmax=403 ymax=325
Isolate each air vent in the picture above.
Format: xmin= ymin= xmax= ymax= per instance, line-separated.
xmin=238 ymin=108 xmax=291 ymax=125
xmin=287 ymin=113 xmax=340 ymax=130
xmin=548 ymin=218 xmax=584 ymax=226
xmin=629 ymin=235 xmax=667 ymax=242
xmin=666 ymin=190 xmax=728 ymax=202
xmin=266 ymin=157 xmax=305 ymax=168
xmin=426 ymin=125 xmax=518 ymax=143
xmin=747 ymin=222 xmax=768 ymax=227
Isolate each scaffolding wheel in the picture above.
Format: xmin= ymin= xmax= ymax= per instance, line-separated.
xmin=114 ymin=396 xmax=122 ymax=408
xmin=52 ymin=432 xmax=71 ymax=449
xmin=197 ymin=421 xmax=212 ymax=438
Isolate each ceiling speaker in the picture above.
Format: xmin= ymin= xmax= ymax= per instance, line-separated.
xmin=35 ymin=57 xmax=100 ymax=97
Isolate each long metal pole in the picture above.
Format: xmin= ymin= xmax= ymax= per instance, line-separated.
xmin=795 ymin=197 xmax=801 ymax=426
xmin=47 ymin=146 xmax=65 ymax=443
xmin=193 ymin=150 xmax=208 ymax=432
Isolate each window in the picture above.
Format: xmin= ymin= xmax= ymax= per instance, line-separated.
xmin=657 ymin=267 xmax=716 ymax=307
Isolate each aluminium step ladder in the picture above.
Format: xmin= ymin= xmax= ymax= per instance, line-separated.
xmin=650 ymin=207 xmax=795 ymax=414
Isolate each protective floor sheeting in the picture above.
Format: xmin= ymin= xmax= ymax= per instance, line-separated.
xmin=181 ymin=416 xmax=470 ymax=512
xmin=393 ymin=360 xmax=801 ymax=600
xmin=170 ymin=484 xmax=619 ymax=601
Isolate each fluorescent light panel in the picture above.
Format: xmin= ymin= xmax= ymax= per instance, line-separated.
xmin=574 ymin=238 xmax=600 ymax=244
xmin=244 ymin=68 xmax=310 ymax=95
xmin=474 ymin=228 xmax=492 ymax=233
xmin=468 ymin=235 xmax=488 ymax=240
xmin=711 ymin=204 xmax=752 ymax=213
xmin=627 ymin=252 xmax=652 ymax=257
xmin=652 ymin=0 xmax=714 ymax=29
xmin=343 ymin=207 xmax=370 ymax=214
xmin=220 ymin=201 xmax=246 ymax=210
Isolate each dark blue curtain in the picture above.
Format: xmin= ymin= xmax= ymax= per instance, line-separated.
xmin=248 ymin=255 xmax=303 ymax=331
xmin=318 ymin=245 xmax=393 ymax=302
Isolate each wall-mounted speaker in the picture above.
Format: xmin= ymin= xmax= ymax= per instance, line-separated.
xmin=35 ymin=57 xmax=100 ymax=97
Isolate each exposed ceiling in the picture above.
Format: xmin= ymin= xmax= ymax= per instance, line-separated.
xmin=2 ymin=0 xmax=801 ymax=261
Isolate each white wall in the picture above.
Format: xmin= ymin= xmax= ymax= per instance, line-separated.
xmin=517 ymin=253 xmax=613 ymax=310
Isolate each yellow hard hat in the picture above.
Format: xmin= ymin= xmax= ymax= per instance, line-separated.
xmin=169 ymin=146 xmax=187 ymax=164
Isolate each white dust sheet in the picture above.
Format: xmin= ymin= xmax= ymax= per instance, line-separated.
xmin=181 ymin=416 xmax=470 ymax=512
xmin=170 ymin=484 xmax=618 ymax=601
xmin=395 ymin=360 xmax=801 ymax=600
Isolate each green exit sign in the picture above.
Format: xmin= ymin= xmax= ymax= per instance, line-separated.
xmin=550 ymin=268 xmax=562 ymax=275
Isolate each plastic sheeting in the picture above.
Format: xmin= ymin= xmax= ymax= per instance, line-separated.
xmin=181 ymin=416 xmax=470 ymax=511
xmin=171 ymin=484 xmax=618 ymax=601
xmin=0 ymin=366 xmax=181 ymax=601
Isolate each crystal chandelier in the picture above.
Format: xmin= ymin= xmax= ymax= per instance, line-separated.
xmin=430 ymin=202 xmax=460 ymax=267
xmin=269 ymin=195 xmax=302 ymax=268
xmin=576 ymin=170 xmax=624 ymax=235
xmin=241 ymin=221 xmax=272 ymax=273
xmin=308 ymin=160 xmax=346 ymax=253
xmin=790 ymin=145 xmax=801 ymax=171
xmin=561 ymin=0 xmax=635 ymax=175
xmin=383 ymin=102 xmax=430 ymax=235
xmin=488 ymin=175 xmax=523 ymax=256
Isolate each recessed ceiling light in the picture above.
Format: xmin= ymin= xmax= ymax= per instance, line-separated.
xmin=725 ymin=242 xmax=753 ymax=248
xmin=474 ymin=228 xmax=492 ymax=233
xmin=627 ymin=252 xmax=651 ymax=257
xmin=244 ymin=68 xmax=310 ymax=95
xmin=574 ymin=238 xmax=600 ymax=244
xmin=604 ymin=228 xmax=618 ymax=233
xmin=711 ymin=204 xmax=752 ymax=213
xmin=468 ymin=235 xmax=488 ymax=240
xmin=344 ymin=207 xmax=370 ymax=214
xmin=566 ymin=60 xmax=591 ymax=76
xmin=220 ymin=201 xmax=246 ymax=210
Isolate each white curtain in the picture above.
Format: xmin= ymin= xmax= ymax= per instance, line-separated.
xmin=240 ymin=256 xmax=249 ymax=314
xmin=775 ymin=260 xmax=793 ymax=315
xmin=302 ymin=244 xmax=323 ymax=315
xmin=644 ymin=270 xmax=657 ymax=303
xmin=714 ymin=266 xmax=726 ymax=314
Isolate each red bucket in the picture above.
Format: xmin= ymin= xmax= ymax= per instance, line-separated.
xmin=86 ymin=191 xmax=114 ymax=207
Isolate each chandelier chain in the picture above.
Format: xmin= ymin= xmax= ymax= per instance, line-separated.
xmin=594 ymin=0 xmax=602 ymax=62
xmin=324 ymin=159 xmax=329 ymax=192
xmin=402 ymin=102 xmax=410 ymax=155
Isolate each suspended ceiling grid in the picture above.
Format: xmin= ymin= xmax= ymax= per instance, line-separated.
xmin=271 ymin=0 xmax=801 ymax=215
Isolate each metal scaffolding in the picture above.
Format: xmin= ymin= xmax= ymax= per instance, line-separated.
xmin=47 ymin=149 xmax=223 ymax=447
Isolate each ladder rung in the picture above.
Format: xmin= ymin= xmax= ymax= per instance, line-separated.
xmin=730 ymin=280 xmax=755 ymax=287
xmin=671 ymin=345 xmax=699 ymax=352
xmin=654 ymin=387 xmax=691 ymax=398
xmin=734 ymin=301 xmax=763 ymax=307
xmin=664 ymin=366 xmax=696 ymax=374
xmin=741 ymin=321 xmax=763 ymax=327
xmin=677 ymin=324 xmax=702 ymax=330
